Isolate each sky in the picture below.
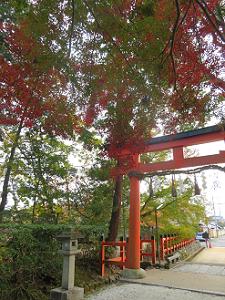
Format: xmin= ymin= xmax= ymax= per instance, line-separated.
xmin=189 ymin=141 xmax=225 ymax=218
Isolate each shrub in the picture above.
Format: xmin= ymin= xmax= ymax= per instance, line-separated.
xmin=0 ymin=224 xmax=106 ymax=300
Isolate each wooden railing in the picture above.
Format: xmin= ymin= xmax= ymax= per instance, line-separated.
xmin=101 ymin=239 xmax=127 ymax=277
xmin=100 ymin=235 xmax=195 ymax=276
xmin=160 ymin=235 xmax=195 ymax=260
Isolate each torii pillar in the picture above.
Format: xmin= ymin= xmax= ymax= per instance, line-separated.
xmin=122 ymin=154 xmax=145 ymax=279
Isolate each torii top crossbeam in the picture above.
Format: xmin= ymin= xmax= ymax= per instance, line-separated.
xmin=110 ymin=124 xmax=225 ymax=176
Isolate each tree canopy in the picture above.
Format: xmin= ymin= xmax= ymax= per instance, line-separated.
xmin=1 ymin=0 xmax=224 ymax=144
xmin=0 ymin=5 xmax=224 ymax=299
xmin=0 ymin=0 xmax=224 ymax=232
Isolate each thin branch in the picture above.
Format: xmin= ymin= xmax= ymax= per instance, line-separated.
xmin=88 ymin=34 xmax=96 ymax=90
xmin=161 ymin=2 xmax=190 ymax=67
xmin=68 ymin=0 xmax=76 ymax=57
xmin=0 ymin=128 xmax=5 ymax=142
xmin=161 ymin=0 xmax=182 ymax=91
xmin=73 ymin=202 xmax=93 ymax=219
xmin=195 ymin=0 xmax=225 ymax=42
xmin=178 ymin=0 xmax=192 ymax=27
xmin=201 ymin=0 xmax=225 ymax=30
xmin=170 ymin=0 xmax=181 ymax=91
xmin=141 ymin=195 xmax=152 ymax=212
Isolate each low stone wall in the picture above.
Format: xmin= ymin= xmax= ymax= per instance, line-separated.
xmin=178 ymin=240 xmax=203 ymax=260
xmin=165 ymin=241 xmax=203 ymax=268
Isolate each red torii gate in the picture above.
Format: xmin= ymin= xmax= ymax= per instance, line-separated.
xmin=108 ymin=124 xmax=225 ymax=278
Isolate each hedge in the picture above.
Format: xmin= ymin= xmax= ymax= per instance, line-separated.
xmin=0 ymin=224 xmax=106 ymax=300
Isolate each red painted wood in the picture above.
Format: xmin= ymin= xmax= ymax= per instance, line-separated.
xmin=173 ymin=147 xmax=184 ymax=161
xmin=111 ymin=152 xmax=225 ymax=176
xmin=109 ymin=130 xmax=225 ymax=158
xmin=140 ymin=239 xmax=156 ymax=264
xmin=143 ymin=131 xmax=225 ymax=154
xmin=127 ymin=173 xmax=141 ymax=269
xmin=100 ymin=237 xmax=195 ymax=275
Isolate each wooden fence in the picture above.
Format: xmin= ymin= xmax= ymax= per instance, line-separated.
xmin=100 ymin=235 xmax=195 ymax=276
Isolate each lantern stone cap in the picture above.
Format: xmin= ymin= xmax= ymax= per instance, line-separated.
xmin=57 ymin=229 xmax=83 ymax=241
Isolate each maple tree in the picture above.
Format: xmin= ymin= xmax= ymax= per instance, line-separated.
xmin=2 ymin=0 xmax=223 ymax=147
xmin=2 ymin=0 xmax=223 ymax=144
xmin=80 ymin=0 xmax=224 ymax=142
xmin=0 ymin=21 xmax=79 ymax=217
xmin=78 ymin=0 xmax=224 ymax=239
xmin=0 ymin=1 xmax=224 ymax=236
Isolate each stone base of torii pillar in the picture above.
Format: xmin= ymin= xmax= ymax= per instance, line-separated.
xmin=122 ymin=268 xmax=146 ymax=279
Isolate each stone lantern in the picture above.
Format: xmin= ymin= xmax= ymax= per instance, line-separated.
xmin=50 ymin=230 xmax=84 ymax=300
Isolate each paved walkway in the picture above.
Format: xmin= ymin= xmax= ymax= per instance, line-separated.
xmin=174 ymin=263 xmax=225 ymax=276
xmin=119 ymin=247 xmax=225 ymax=294
xmin=121 ymin=267 xmax=225 ymax=294
xmin=191 ymin=247 xmax=225 ymax=265
xmin=211 ymin=235 xmax=225 ymax=248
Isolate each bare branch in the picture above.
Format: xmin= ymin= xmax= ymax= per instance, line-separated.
xmin=195 ymin=0 xmax=225 ymax=42
xmin=178 ymin=0 xmax=192 ymax=27
xmin=169 ymin=0 xmax=181 ymax=90
xmin=201 ymin=0 xmax=225 ymax=30
xmin=161 ymin=0 xmax=183 ymax=91
xmin=0 ymin=128 xmax=5 ymax=141
xmin=68 ymin=0 xmax=76 ymax=57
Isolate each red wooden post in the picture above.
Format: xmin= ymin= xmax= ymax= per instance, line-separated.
xmin=165 ymin=235 xmax=169 ymax=256
xmin=171 ymin=236 xmax=173 ymax=253
xmin=160 ymin=235 xmax=165 ymax=260
xmin=127 ymin=169 xmax=141 ymax=269
xmin=172 ymin=235 xmax=175 ymax=252
xmin=168 ymin=235 xmax=171 ymax=254
xmin=120 ymin=239 xmax=125 ymax=270
xmin=151 ymin=236 xmax=156 ymax=264
xmin=101 ymin=241 xmax=105 ymax=277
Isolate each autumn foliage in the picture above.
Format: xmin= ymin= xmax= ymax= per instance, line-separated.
xmin=0 ymin=0 xmax=224 ymax=145
xmin=0 ymin=21 xmax=78 ymax=136
xmin=81 ymin=0 xmax=224 ymax=150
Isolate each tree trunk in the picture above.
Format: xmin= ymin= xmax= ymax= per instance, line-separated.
xmin=107 ymin=175 xmax=123 ymax=241
xmin=0 ymin=120 xmax=23 ymax=222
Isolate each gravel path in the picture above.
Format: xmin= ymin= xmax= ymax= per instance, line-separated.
xmin=85 ymin=283 xmax=225 ymax=300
